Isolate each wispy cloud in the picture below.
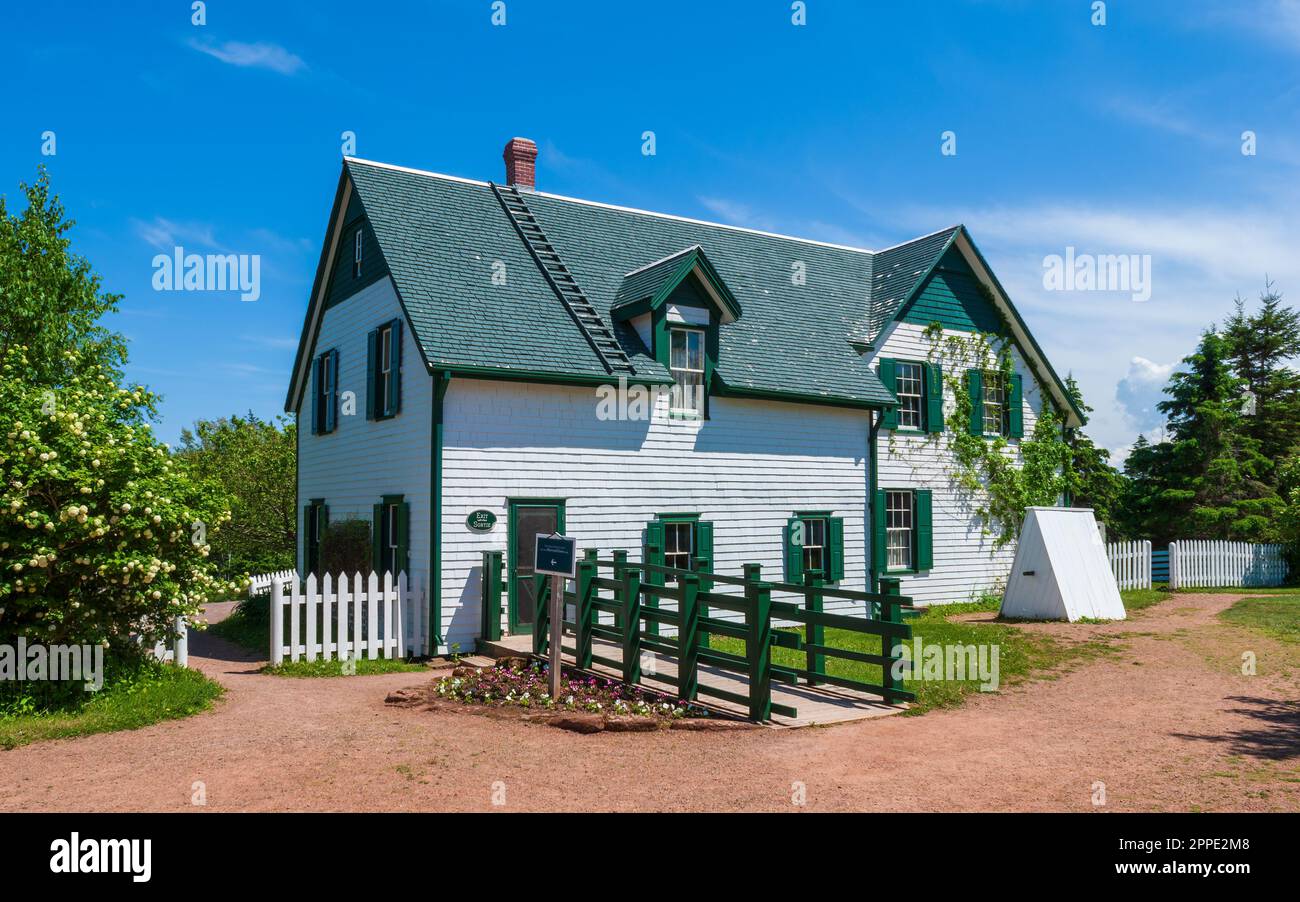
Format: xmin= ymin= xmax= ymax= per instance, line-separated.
xmin=695 ymin=196 xmax=779 ymax=232
xmin=189 ymin=39 xmax=306 ymax=75
xmin=240 ymin=334 xmax=299 ymax=351
xmin=131 ymin=217 xmax=224 ymax=252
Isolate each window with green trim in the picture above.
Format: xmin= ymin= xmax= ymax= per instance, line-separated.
xmin=366 ymin=319 xmax=402 ymax=420
xmin=872 ymin=489 xmax=933 ymax=574
xmin=304 ymin=499 xmax=327 ymax=576
xmin=982 ymin=370 xmax=1007 ymax=435
xmin=310 ymin=348 xmax=338 ymax=435
xmin=895 ymin=362 xmax=924 ymax=429
xmin=353 ymin=228 xmax=363 ymax=279
xmin=668 ymin=326 xmax=705 ymax=417
xmin=965 ymin=369 xmax=1023 ymax=438
xmin=783 ymin=512 xmax=845 ymax=584
xmin=372 ymin=495 xmax=409 ymax=577
xmin=879 ymin=358 xmax=944 ymax=433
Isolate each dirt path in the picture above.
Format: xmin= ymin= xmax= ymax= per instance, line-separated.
xmin=1 ymin=593 xmax=1297 ymax=812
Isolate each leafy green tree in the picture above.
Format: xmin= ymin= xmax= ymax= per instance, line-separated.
xmin=1063 ymin=375 xmax=1126 ymax=531
xmin=177 ymin=414 xmax=296 ymax=578
xmin=0 ymin=167 xmax=127 ymax=385
xmin=0 ymin=345 xmax=238 ymax=652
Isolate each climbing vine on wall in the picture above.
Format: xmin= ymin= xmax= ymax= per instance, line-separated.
xmin=907 ymin=319 xmax=1072 ymax=547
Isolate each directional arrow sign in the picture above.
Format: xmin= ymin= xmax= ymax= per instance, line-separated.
xmin=534 ymin=534 xmax=577 ymax=578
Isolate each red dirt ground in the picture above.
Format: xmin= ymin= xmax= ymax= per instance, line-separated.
xmin=1 ymin=593 xmax=1297 ymax=812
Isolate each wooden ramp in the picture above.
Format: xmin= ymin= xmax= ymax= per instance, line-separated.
xmin=479 ymin=635 xmax=904 ymax=728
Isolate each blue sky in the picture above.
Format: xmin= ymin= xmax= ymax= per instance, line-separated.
xmin=3 ymin=0 xmax=1298 ymax=458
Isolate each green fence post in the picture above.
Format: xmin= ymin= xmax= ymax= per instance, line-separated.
xmin=622 ymin=567 xmax=642 ymax=686
xmin=693 ymin=553 xmax=712 ymax=650
xmin=577 ymin=552 xmax=596 ymax=669
xmin=612 ymin=549 xmax=628 ymax=633
xmin=532 ymin=573 xmax=549 ymax=658
xmin=480 ymin=550 xmax=503 ymax=643
xmin=804 ymin=569 xmax=824 ymax=686
xmin=879 ymin=576 xmax=903 ymax=704
xmin=678 ymin=572 xmax=700 ymax=701
xmin=744 ymin=563 xmax=771 ymax=723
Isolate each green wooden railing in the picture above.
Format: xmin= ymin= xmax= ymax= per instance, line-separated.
xmin=529 ymin=548 xmax=915 ymax=723
xmin=480 ymin=550 xmax=506 ymax=642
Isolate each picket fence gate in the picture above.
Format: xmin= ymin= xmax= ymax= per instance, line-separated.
xmin=1106 ymin=540 xmax=1152 ymax=590
xmin=1168 ymin=540 xmax=1289 ymax=590
xmin=269 ymin=571 xmax=424 ymax=664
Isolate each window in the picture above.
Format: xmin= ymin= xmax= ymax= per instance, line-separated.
xmin=311 ymin=349 xmax=338 ymax=435
xmin=784 ymin=513 xmax=845 ymax=584
xmin=367 ymin=319 xmax=402 ymax=419
xmin=800 ymin=516 xmax=827 ymax=574
xmin=663 ymin=520 xmax=694 ymax=575
xmin=982 ymin=371 xmax=1007 ymax=435
xmin=305 ymin=500 xmax=327 ymax=575
xmin=895 ymin=362 xmax=924 ymax=430
xmin=886 ymin=491 xmax=913 ymax=571
xmin=373 ymin=495 xmax=408 ymax=578
xmin=669 ymin=327 xmax=705 ymax=417
xmin=354 ymin=229 xmax=363 ymax=278
xmin=873 ymin=488 xmax=933 ymax=574
xmin=645 ymin=515 xmax=712 ymax=588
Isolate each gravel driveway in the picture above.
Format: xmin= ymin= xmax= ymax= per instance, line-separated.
xmin=1 ymin=592 xmax=1296 ymax=812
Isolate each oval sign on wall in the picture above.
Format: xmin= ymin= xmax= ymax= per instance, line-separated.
xmin=466 ymin=509 xmax=498 ymax=532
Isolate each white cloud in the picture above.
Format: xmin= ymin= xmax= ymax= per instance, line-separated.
xmin=189 ymin=39 xmax=306 ymax=76
xmin=1115 ymin=356 xmax=1176 ymax=434
xmin=131 ymin=217 xmax=223 ymax=252
xmin=695 ymin=196 xmax=778 ymax=233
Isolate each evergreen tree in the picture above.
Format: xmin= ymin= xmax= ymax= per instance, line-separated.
xmin=1222 ymin=280 xmax=1300 ymax=468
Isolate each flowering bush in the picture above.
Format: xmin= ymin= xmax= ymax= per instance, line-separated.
xmin=0 ymin=345 xmax=240 ymax=654
xmin=435 ymin=660 xmax=710 ymax=719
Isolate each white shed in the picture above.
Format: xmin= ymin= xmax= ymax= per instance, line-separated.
xmin=1000 ymin=507 xmax=1126 ymax=621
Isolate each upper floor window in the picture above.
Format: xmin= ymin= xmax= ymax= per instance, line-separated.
xmin=982 ymin=371 xmax=1007 ymax=435
xmin=895 ymin=362 xmax=924 ymax=430
xmin=669 ymin=327 xmax=705 ymax=417
xmin=367 ymin=319 xmax=402 ymax=420
xmin=353 ymin=229 xmax=363 ymax=278
xmin=311 ymin=348 xmax=338 ymax=435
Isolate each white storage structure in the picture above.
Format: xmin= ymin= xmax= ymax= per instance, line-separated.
xmin=1000 ymin=507 xmax=1127 ymax=621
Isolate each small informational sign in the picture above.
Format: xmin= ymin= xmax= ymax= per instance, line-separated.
xmin=465 ymin=509 xmax=497 ymax=532
xmin=535 ymin=533 xmax=577 ymax=578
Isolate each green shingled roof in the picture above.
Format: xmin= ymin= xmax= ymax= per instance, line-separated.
xmin=300 ymin=159 xmax=1016 ymax=411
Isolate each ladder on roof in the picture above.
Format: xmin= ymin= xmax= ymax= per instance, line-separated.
xmin=490 ymin=182 xmax=636 ymax=376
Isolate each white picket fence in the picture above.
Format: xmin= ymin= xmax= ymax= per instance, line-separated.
xmin=269 ymin=570 xmax=425 ymax=664
xmin=250 ymin=569 xmax=297 ymax=598
xmin=144 ymin=615 xmax=188 ymax=667
xmin=1168 ymin=540 xmax=1289 ymax=589
xmin=1106 ymin=540 xmax=1152 ymax=590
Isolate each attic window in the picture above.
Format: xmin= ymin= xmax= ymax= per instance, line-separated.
xmin=353 ymin=229 xmax=363 ymax=278
xmin=669 ymin=327 xmax=705 ymax=417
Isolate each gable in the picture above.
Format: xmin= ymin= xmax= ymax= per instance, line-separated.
xmin=899 ymin=245 xmax=1003 ymax=334
xmin=325 ymin=192 xmax=389 ymax=310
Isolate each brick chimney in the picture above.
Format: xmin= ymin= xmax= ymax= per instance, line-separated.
xmin=502 ymin=137 xmax=538 ymax=191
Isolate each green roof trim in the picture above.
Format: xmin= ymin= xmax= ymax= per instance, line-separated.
xmin=611 ymin=245 xmax=742 ymax=324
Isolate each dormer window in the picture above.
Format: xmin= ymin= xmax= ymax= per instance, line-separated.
xmin=669 ymin=327 xmax=705 ymax=417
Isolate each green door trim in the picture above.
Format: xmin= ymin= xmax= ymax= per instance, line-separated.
xmin=506 ymin=498 xmax=567 ymax=635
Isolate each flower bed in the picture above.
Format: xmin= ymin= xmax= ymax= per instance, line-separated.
xmin=434 ymin=659 xmax=711 ymax=720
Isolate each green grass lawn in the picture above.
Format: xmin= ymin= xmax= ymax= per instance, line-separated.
xmin=0 ymin=665 xmax=223 ymax=750
xmin=207 ymin=595 xmax=424 ymax=677
xmin=1165 ymin=585 xmax=1299 ymax=595
xmin=1219 ymin=594 xmax=1300 ymax=642
xmin=710 ymin=590 xmax=1150 ymax=715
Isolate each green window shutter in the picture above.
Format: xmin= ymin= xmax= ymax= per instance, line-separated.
xmin=396 ymin=502 xmax=410 ymax=579
xmin=872 ymin=490 xmax=887 ymax=576
xmin=325 ymin=350 xmax=339 ymax=433
xmin=365 ymin=329 xmax=378 ymax=420
xmin=783 ymin=517 xmax=804 ymax=584
xmin=303 ymin=504 xmax=314 ymax=573
xmin=644 ymin=520 xmax=666 ymax=588
xmin=966 ymin=369 xmax=983 ymax=436
xmin=924 ymin=362 xmax=944 ymax=433
xmin=386 ymin=318 xmax=402 ymax=417
xmin=309 ymin=356 xmax=320 ymax=435
xmin=1008 ymin=373 xmax=1024 ymax=438
xmin=828 ymin=516 xmax=845 ymax=583
xmin=371 ymin=503 xmax=383 ymax=574
xmin=878 ymin=358 xmax=898 ymax=430
xmin=695 ymin=520 xmax=714 ymax=589
xmin=915 ymin=490 xmax=933 ymax=571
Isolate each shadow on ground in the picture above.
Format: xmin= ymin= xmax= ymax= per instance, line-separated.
xmin=1172 ymin=696 xmax=1300 ymax=761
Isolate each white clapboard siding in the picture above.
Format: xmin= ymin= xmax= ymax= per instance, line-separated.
xmin=1106 ymin=540 xmax=1152 ymax=590
xmin=1168 ymin=540 xmax=1289 ymax=589
xmin=249 ymin=569 xmax=297 ymax=597
xmin=269 ymin=571 xmax=414 ymax=664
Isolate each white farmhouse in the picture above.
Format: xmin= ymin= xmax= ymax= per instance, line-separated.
xmin=285 ymin=138 xmax=1082 ymax=654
